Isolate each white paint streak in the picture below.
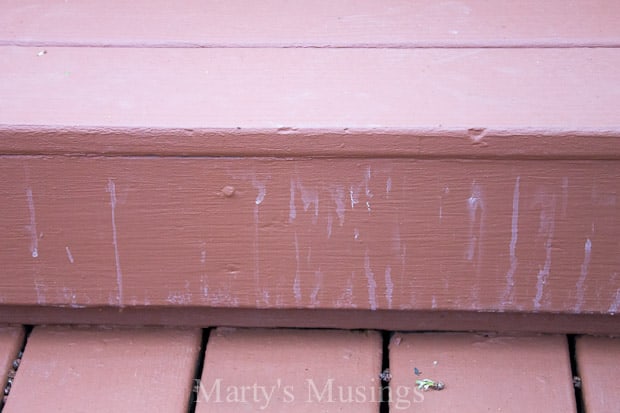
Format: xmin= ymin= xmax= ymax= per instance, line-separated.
xmin=364 ymin=250 xmax=378 ymax=311
xmin=354 ymin=228 xmax=360 ymax=241
xmin=34 ymin=279 xmax=46 ymax=304
xmin=26 ymin=188 xmax=39 ymax=258
xmin=326 ymin=214 xmax=333 ymax=239
xmin=466 ymin=182 xmax=484 ymax=261
xmin=293 ymin=232 xmax=301 ymax=305
xmin=384 ymin=265 xmax=393 ymax=309
xmin=502 ymin=177 xmax=520 ymax=307
xmin=575 ymin=238 xmax=592 ymax=312
xmin=289 ymin=178 xmax=296 ymax=222
xmin=350 ymin=186 xmax=359 ymax=209
xmin=299 ymin=182 xmax=319 ymax=219
xmin=609 ymin=278 xmax=620 ymax=314
xmin=310 ymin=269 xmax=322 ymax=307
xmin=336 ymin=275 xmax=355 ymax=308
xmin=534 ymin=201 xmax=555 ymax=311
xmin=386 ymin=177 xmax=392 ymax=197
xmin=561 ymin=177 xmax=569 ymax=217
xmin=107 ymin=179 xmax=123 ymax=306
xmin=255 ymin=185 xmax=266 ymax=205
xmin=253 ymin=204 xmax=261 ymax=303
xmin=432 ymin=296 xmax=437 ymax=309
xmin=332 ymin=186 xmax=346 ymax=225
xmin=65 ymin=246 xmax=74 ymax=264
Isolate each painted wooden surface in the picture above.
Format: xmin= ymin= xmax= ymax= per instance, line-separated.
xmin=2 ymin=325 xmax=201 ymax=413
xmin=1 ymin=157 xmax=618 ymax=315
xmin=1 ymin=1 xmax=619 ymax=329
xmin=0 ymin=325 xmax=24 ymax=406
xmin=1 ymin=0 xmax=619 ymax=48
xmin=196 ymin=328 xmax=382 ymax=412
xmin=389 ymin=333 xmax=576 ymax=412
xmin=575 ymin=335 xmax=620 ymax=412
xmin=2 ymin=47 xmax=620 ymax=132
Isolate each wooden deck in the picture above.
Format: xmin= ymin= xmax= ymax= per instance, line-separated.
xmin=0 ymin=325 xmax=618 ymax=412
xmin=1 ymin=1 xmax=619 ymax=411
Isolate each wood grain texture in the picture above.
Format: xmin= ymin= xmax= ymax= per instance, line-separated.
xmin=1 ymin=156 xmax=618 ymax=315
xmin=389 ymin=333 xmax=576 ymax=412
xmin=2 ymin=325 xmax=201 ymax=413
xmin=196 ymin=328 xmax=382 ymax=412
xmin=1 ymin=0 xmax=619 ymax=48
xmin=575 ymin=336 xmax=620 ymax=412
xmin=1 ymin=47 xmax=620 ymax=133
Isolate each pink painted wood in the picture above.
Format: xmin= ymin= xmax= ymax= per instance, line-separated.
xmin=1 ymin=0 xmax=619 ymax=48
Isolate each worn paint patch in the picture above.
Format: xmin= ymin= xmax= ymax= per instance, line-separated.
xmin=385 ymin=265 xmax=393 ymax=309
xmin=65 ymin=246 xmax=74 ymax=264
xmin=310 ymin=269 xmax=322 ymax=307
xmin=364 ymin=250 xmax=378 ymax=311
xmin=289 ymin=178 xmax=296 ymax=223
xmin=293 ymin=232 xmax=301 ymax=305
xmin=331 ymin=186 xmax=346 ymax=226
xmin=466 ymin=181 xmax=484 ymax=261
xmin=575 ymin=238 xmax=592 ymax=312
xmin=534 ymin=197 xmax=556 ymax=311
xmin=26 ymin=188 xmax=38 ymax=258
xmin=502 ymin=177 xmax=520 ymax=307
xmin=106 ymin=179 xmax=123 ymax=306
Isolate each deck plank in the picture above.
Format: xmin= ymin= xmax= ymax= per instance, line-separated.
xmin=388 ymin=333 xmax=576 ymax=412
xmin=2 ymin=326 xmax=201 ymax=413
xmin=2 ymin=47 xmax=620 ymax=132
xmin=195 ymin=328 xmax=382 ymax=412
xmin=575 ymin=336 xmax=620 ymax=412
xmin=1 ymin=0 xmax=619 ymax=48
xmin=0 ymin=325 xmax=24 ymax=405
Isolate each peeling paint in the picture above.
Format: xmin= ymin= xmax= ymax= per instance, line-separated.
xmin=575 ymin=238 xmax=592 ymax=312
xmin=502 ymin=177 xmax=520 ymax=307
xmin=107 ymin=179 xmax=123 ymax=307
xmin=534 ymin=198 xmax=555 ymax=311
xmin=34 ymin=279 xmax=46 ymax=305
xmin=65 ymin=246 xmax=74 ymax=264
xmin=385 ymin=265 xmax=393 ymax=309
xmin=386 ymin=177 xmax=392 ymax=198
xmin=26 ymin=188 xmax=38 ymax=258
xmin=354 ymin=228 xmax=360 ymax=241
xmin=609 ymin=277 xmax=620 ymax=314
xmin=364 ymin=250 xmax=378 ymax=311
xmin=254 ymin=180 xmax=266 ymax=205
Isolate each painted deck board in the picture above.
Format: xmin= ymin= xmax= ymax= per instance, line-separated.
xmin=2 ymin=326 xmax=201 ymax=413
xmin=1 ymin=157 xmax=618 ymax=316
xmin=1 ymin=0 xmax=619 ymax=48
xmin=1 ymin=47 xmax=620 ymax=133
xmin=195 ymin=328 xmax=382 ymax=412
xmin=0 ymin=325 xmax=24 ymax=406
xmin=389 ymin=333 xmax=576 ymax=412
xmin=575 ymin=335 xmax=620 ymax=412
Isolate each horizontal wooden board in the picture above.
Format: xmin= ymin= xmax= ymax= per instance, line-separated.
xmin=2 ymin=326 xmax=201 ymax=413
xmin=1 ymin=47 xmax=620 ymax=133
xmin=1 ymin=0 xmax=619 ymax=48
xmin=1 ymin=156 xmax=618 ymax=315
xmin=389 ymin=333 xmax=576 ymax=412
xmin=197 ymin=328 xmax=382 ymax=412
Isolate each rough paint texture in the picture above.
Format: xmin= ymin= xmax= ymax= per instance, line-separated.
xmin=0 ymin=1 xmax=619 ymax=328
xmin=1 ymin=158 xmax=618 ymax=314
